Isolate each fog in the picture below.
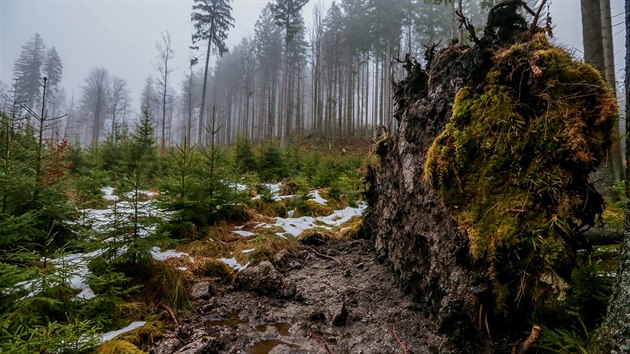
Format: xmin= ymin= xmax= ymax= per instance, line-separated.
xmin=0 ymin=0 xmax=626 ymax=108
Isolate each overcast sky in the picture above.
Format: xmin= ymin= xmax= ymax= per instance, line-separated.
xmin=0 ymin=0 xmax=626 ymax=109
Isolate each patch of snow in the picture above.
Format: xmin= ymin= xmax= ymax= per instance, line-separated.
xmin=271 ymin=202 xmax=367 ymax=238
xmin=262 ymin=183 xmax=281 ymax=195
xmin=219 ymin=257 xmax=248 ymax=272
xmin=17 ymin=250 xmax=104 ymax=301
xmin=241 ymin=248 xmax=256 ymax=254
xmin=252 ymin=183 xmax=295 ymax=202
xmin=274 ymin=215 xmax=325 ymax=237
xmin=59 ymin=250 xmax=103 ymax=300
xmin=320 ymin=204 xmax=366 ymax=226
xmin=233 ymin=230 xmax=256 ymax=237
xmin=101 ymin=186 xmax=119 ymax=201
xmin=150 ymin=247 xmax=193 ymax=262
xmin=234 ymin=225 xmax=244 ymax=230
xmin=309 ymin=190 xmax=328 ymax=205
xmin=230 ymin=183 xmax=248 ymax=192
xmin=99 ymin=321 xmax=147 ymax=343
xmin=176 ymin=267 xmax=188 ymax=272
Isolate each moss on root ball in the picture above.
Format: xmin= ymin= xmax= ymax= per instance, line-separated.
xmin=424 ymin=33 xmax=617 ymax=317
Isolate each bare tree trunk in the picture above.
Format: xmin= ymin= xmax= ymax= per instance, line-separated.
xmin=581 ymin=0 xmax=605 ymax=73
xmin=592 ymin=3 xmax=630 ymax=350
xmin=198 ymin=29 xmax=213 ymax=146
xmin=187 ymin=64 xmax=194 ymax=147
xmin=600 ymin=0 xmax=616 ymax=92
xmin=157 ymin=32 xmax=174 ymax=153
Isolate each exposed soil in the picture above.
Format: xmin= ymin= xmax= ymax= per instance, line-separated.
xmin=149 ymin=238 xmax=451 ymax=354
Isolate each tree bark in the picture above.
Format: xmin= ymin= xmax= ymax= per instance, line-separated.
xmin=581 ymin=0 xmax=604 ymax=73
xmin=198 ymin=29 xmax=213 ymax=147
xmin=600 ymin=0 xmax=616 ymax=93
xmin=591 ymin=1 xmax=630 ymax=351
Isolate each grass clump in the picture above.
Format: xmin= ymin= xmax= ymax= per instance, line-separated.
xmin=297 ymin=229 xmax=340 ymax=245
xmin=202 ymin=258 xmax=235 ymax=283
xmin=131 ymin=260 xmax=191 ymax=312
xmin=424 ymin=33 xmax=617 ymax=319
xmin=243 ymin=234 xmax=300 ymax=263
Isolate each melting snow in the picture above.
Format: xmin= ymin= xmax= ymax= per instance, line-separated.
xmin=230 ymin=183 xmax=248 ymax=192
xmin=219 ymin=257 xmax=248 ymax=271
xmin=272 ymin=203 xmax=366 ymax=237
xmin=309 ymin=191 xmax=328 ymax=205
xmin=241 ymin=248 xmax=256 ymax=254
xmin=262 ymin=183 xmax=281 ymax=195
xmin=233 ymin=230 xmax=256 ymax=237
xmin=99 ymin=321 xmax=147 ymax=343
xmin=60 ymin=250 xmax=104 ymax=300
xmin=101 ymin=186 xmax=119 ymax=202
xmin=150 ymin=247 xmax=193 ymax=263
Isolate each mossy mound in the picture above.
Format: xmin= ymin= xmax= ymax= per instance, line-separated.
xmin=424 ymin=33 xmax=617 ymax=317
xmin=203 ymin=258 xmax=235 ymax=282
xmin=114 ymin=322 xmax=163 ymax=350
xmin=95 ymin=340 xmax=145 ymax=354
xmin=297 ymin=229 xmax=340 ymax=245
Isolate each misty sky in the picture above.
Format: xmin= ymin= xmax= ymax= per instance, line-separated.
xmin=0 ymin=0 xmax=626 ymax=110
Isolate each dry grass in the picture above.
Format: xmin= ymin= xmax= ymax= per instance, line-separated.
xmin=134 ymin=260 xmax=191 ymax=312
xmin=197 ymin=257 xmax=235 ymax=283
xmin=297 ymin=228 xmax=341 ymax=245
xmin=114 ymin=302 xmax=153 ymax=321
xmin=337 ymin=216 xmax=363 ymax=238
xmin=237 ymin=234 xmax=300 ymax=264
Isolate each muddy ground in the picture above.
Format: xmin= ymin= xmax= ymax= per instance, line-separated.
xmin=149 ymin=238 xmax=451 ymax=354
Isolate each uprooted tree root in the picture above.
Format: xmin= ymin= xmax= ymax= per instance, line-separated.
xmin=424 ymin=32 xmax=617 ymax=317
xmin=365 ymin=1 xmax=618 ymax=352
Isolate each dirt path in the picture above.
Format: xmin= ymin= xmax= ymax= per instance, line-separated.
xmin=150 ymin=238 xmax=450 ymax=354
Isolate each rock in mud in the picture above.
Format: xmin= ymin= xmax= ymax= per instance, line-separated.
xmin=189 ymin=281 xmax=216 ymax=301
xmin=236 ymin=261 xmax=296 ymax=298
xmin=332 ymin=303 xmax=349 ymax=327
xmin=150 ymin=337 xmax=181 ymax=354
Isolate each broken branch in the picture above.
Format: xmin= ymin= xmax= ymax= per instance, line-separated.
xmin=511 ymin=325 xmax=542 ymax=354
xmin=160 ymin=302 xmax=180 ymax=331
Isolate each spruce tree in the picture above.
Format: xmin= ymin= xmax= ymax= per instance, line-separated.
xmin=12 ymin=33 xmax=46 ymax=108
xmin=191 ymin=0 xmax=234 ymax=146
xmin=43 ymin=47 xmax=62 ymax=88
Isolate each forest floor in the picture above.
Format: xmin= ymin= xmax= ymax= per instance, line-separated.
xmin=149 ymin=238 xmax=448 ymax=354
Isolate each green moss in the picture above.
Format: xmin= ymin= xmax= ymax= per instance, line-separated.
xmin=255 ymin=199 xmax=288 ymax=217
xmin=424 ymin=33 xmax=617 ymax=318
xmin=114 ymin=322 xmax=163 ymax=349
xmin=95 ymin=340 xmax=145 ymax=354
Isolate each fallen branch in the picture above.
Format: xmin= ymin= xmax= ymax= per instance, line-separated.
xmin=511 ymin=325 xmax=542 ymax=354
xmin=390 ymin=322 xmax=409 ymax=354
xmin=160 ymin=302 xmax=180 ymax=330
xmin=307 ymin=246 xmax=341 ymax=265
xmin=530 ymin=0 xmax=548 ymax=33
